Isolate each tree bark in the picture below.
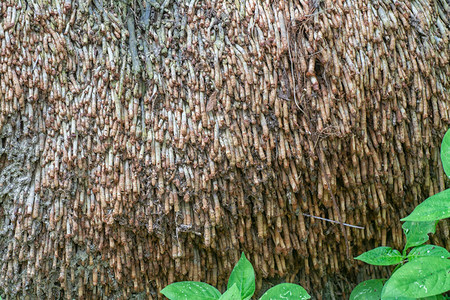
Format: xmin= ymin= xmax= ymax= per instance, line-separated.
xmin=0 ymin=0 xmax=449 ymax=298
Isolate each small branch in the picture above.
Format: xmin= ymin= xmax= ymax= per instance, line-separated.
xmin=302 ymin=213 xmax=365 ymax=230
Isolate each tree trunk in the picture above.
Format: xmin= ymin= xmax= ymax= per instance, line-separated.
xmin=0 ymin=0 xmax=449 ymax=298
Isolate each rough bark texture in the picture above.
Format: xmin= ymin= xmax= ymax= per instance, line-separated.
xmin=0 ymin=0 xmax=449 ymax=299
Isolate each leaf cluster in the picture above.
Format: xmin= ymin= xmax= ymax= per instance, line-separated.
xmin=161 ymin=253 xmax=310 ymax=300
xmin=351 ymin=130 xmax=450 ymax=299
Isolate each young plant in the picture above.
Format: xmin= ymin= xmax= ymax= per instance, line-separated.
xmin=350 ymin=130 xmax=450 ymax=299
xmin=161 ymin=252 xmax=311 ymax=300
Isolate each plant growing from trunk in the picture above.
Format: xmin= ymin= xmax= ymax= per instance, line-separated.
xmin=351 ymin=130 xmax=450 ymax=299
xmin=161 ymin=253 xmax=310 ymax=300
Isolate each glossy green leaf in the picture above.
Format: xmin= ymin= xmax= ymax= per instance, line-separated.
xmin=383 ymin=296 xmax=446 ymax=300
xmin=259 ymin=283 xmax=311 ymax=300
xmin=220 ymin=284 xmax=240 ymax=300
xmin=401 ymin=189 xmax=450 ymax=222
xmin=441 ymin=129 xmax=450 ymax=178
xmin=419 ymin=295 xmax=446 ymax=300
xmin=355 ymin=247 xmax=403 ymax=266
xmin=160 ymin=281 xmax=221 ymax=300
xmin=381 ymin=257 xmax=450 ymax=299
xmin=407 ymin=245 xmax=450 ymax=262
xmin=227 ymin=253 xmax=255 ymax=300
xmin=350 ymin=279 xmax=385 ymax=300
xmin=379 ymin=296 xmax=415 ymax=299
xmin=402 ymin=221 xmax=437 ymax=250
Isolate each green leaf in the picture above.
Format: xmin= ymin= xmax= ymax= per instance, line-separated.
xmin=381 ymin=257 xmax=450 ymax=299
xmin=220 ymin=284 xmax=240 ymax=300
xmin=350 ymin=279 xmax=385 ymax=300
xmin=259 ymin=283 xmax=311 ymax=300
xmin=383 ymin=297 xmax=446 ymax=300
xmin=381 ymin=296 xmax=415 ymax=300
xmin=401 ymin=189 xmax=450 ymax=222
xmin=402 ymin=221 xmax=437 ymax=250
xmin=160 ymin=281 xmax=221 ymax=300
xmin=355 ymin=247 xmax=403 ymax=266
xmin=419 ymin=295 xmax=446 ymax=300
xmin=441 ymin=129 xmax=450 ymax=178
xmin=407 ymin=245 xmax=450 ymax=262
xmin=227 ymin=253 xmax=255 ymax=300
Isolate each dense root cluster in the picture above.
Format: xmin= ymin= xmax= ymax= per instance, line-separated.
xmin=0 ymin=0 xmax=449 ymax=298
